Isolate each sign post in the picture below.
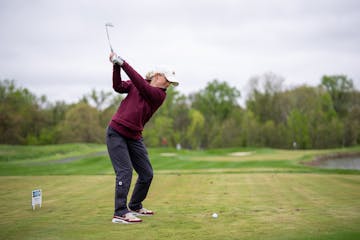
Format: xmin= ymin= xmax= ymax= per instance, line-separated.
xmin=32 ymin=189 xmax=42 ymax=210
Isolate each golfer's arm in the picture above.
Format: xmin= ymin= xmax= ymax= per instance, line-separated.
xmin=112 ymin=64 xmax=130 ymax=93
xmin=121 ymin=62 xmax=163 ymax=102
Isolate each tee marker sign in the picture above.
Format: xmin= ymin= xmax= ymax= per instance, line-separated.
xmin=32 ymin=189 xmax=42 ymax=210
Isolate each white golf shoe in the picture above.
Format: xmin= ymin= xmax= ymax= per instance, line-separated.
xmin=112 ymin=212 xmax=142 ymax=224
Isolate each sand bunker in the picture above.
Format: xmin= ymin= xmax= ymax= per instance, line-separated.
xmin=228 ymin=152 xmax=252 ymax=157
xmin=160 ymin=153 xmax=177 ymax=157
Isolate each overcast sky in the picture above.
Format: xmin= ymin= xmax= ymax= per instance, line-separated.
xmin=1 ymin=0 xmax=359 ymax=103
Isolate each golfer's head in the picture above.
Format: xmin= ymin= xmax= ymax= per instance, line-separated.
xmin=149 ymin=73 xmax=170 ymax=88
xmin=146 ymin=68 xmax=179 ymax=88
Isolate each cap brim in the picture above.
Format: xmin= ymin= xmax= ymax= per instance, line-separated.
xmin=169 ymin=81 xmax=179 ymax=86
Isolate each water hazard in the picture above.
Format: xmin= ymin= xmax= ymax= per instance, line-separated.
xmin=317 ymin=157 xmax=360 ymax=170
xmin=308 ymin=153 xmax=360 ymax=170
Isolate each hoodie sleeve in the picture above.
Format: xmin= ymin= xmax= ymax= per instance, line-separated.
xmin=112 ymin=64 xmax=132 ymax=93
xmin=121 ymin=61 xmax=166 ymax=105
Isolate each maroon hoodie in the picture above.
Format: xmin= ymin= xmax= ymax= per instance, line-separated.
xmin=109 ymin=62 xmax=167 ymax=140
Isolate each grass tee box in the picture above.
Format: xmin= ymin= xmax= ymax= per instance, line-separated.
xmin=0 ymin=174 xmax=360 ymax=240
xmin=0 ymin=144 xmax=360 ymax=239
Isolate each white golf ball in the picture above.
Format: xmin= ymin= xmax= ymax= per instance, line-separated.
xmin=212 ymin=213 xmax=218 ymax=218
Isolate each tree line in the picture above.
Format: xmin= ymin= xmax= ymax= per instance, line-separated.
xmin=1 ymin=73 xmax=359 ymax=149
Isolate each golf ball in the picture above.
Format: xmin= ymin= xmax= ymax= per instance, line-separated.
xmin=212 ymin=213 xmax=218 ymax=218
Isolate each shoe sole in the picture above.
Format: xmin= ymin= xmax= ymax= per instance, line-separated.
xmin=112 ymin=218 xmax=142 ymax=224
xmin=131 ymin=211 xmax=154 ymax=217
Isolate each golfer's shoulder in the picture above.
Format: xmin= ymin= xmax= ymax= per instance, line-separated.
xmin=153 ymin=87 xmax=167 ymax=103
xmin=141 ymin=86 xmax=165 ymax=106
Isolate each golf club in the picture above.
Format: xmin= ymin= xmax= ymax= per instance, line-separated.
xmin=105 ymin=22 xmax=114 ymax=53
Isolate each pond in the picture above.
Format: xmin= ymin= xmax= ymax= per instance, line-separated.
xmin=317 ymin=157 xmax=360 ymax=170
xmin=307 ymin=153 xmax=360 ymax=170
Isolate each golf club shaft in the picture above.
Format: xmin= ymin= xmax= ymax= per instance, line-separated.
xmin=106 ymin=27 xmax=114 ymax=53
xmin=105 ymin=23 xmax=114 ymax=53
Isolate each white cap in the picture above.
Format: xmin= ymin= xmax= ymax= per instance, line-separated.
xmin=146 ymin=68 xmax=179 ymax=86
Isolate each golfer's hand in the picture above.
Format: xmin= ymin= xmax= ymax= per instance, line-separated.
xmin=109 ymin=52 xmax=124 ymax=66
xmin=109 ymin=52 xmax=116 ymax=62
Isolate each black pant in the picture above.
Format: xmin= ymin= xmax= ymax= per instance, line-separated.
xmin=106 ymin=126 xmax=153 ymax=216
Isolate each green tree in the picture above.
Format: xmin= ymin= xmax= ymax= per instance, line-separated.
xmin=240 ymin=110 xmax=263 ymax=147
xmin=190 ymin=79 xmax=241 ymax=148
xmin=344 ymin=106 xmax=360 ymax=146
xmin=191 ymin=79 xmax=241 ymax=121
xmin=262 ymin=120 xmax=277 ymax=147
xmin=143 ymin=116 xmax=173 ymax=147
xmin=246 ymin=72 xmax=285 ymax=123
xmin=31 ymin=101 xmax=69 ymax=144
xmin=144 ymin=87 xmax=190 ymax=147
xmin=185 ymin=109 xmax=205 ymax=149
xmin=57 ymin=102 xmax=104 ymax=143
xmin=287 ymin=109 xmax=311 ymax=149
xmin=314 ymin=118 xmax=344 ymax=148
xmin=215 ymin=107 xmax=244 ymax=148
xmin=82 ymin=89 xmax=113 ymax=111
xmin=171 ymin=94 xmax=191 ymax=147
xmin=0 ymin=79 xmax=45 ymax=144
xmin=279 ymin=86 xmax=341 ymax=148
xmin=321 ymin=75 xmax=354 ymax=117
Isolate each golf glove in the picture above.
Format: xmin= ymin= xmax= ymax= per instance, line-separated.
xmin=111 ymin=54 xmax=124 ymax=66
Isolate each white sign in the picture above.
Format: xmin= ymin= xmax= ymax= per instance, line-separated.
xmin=32 ymin=189 xmax=42 ymax=210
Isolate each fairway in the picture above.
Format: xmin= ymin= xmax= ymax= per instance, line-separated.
xmin=0 ymin=144 xmax=360 ymax=239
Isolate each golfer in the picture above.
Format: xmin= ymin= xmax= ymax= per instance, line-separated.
xmin=106 ymin=52 xmax=179 ymax=224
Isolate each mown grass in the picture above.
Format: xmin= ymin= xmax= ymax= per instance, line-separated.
xmin=1 ymin=174 xmax=359 ymax=240
xmin=1 ymin=144 xmax=360 ymax=176
xmin=0 ymin=144 xmax=105 ymax=163
xmin=0 ymin=144 xmax=359 ymax=240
